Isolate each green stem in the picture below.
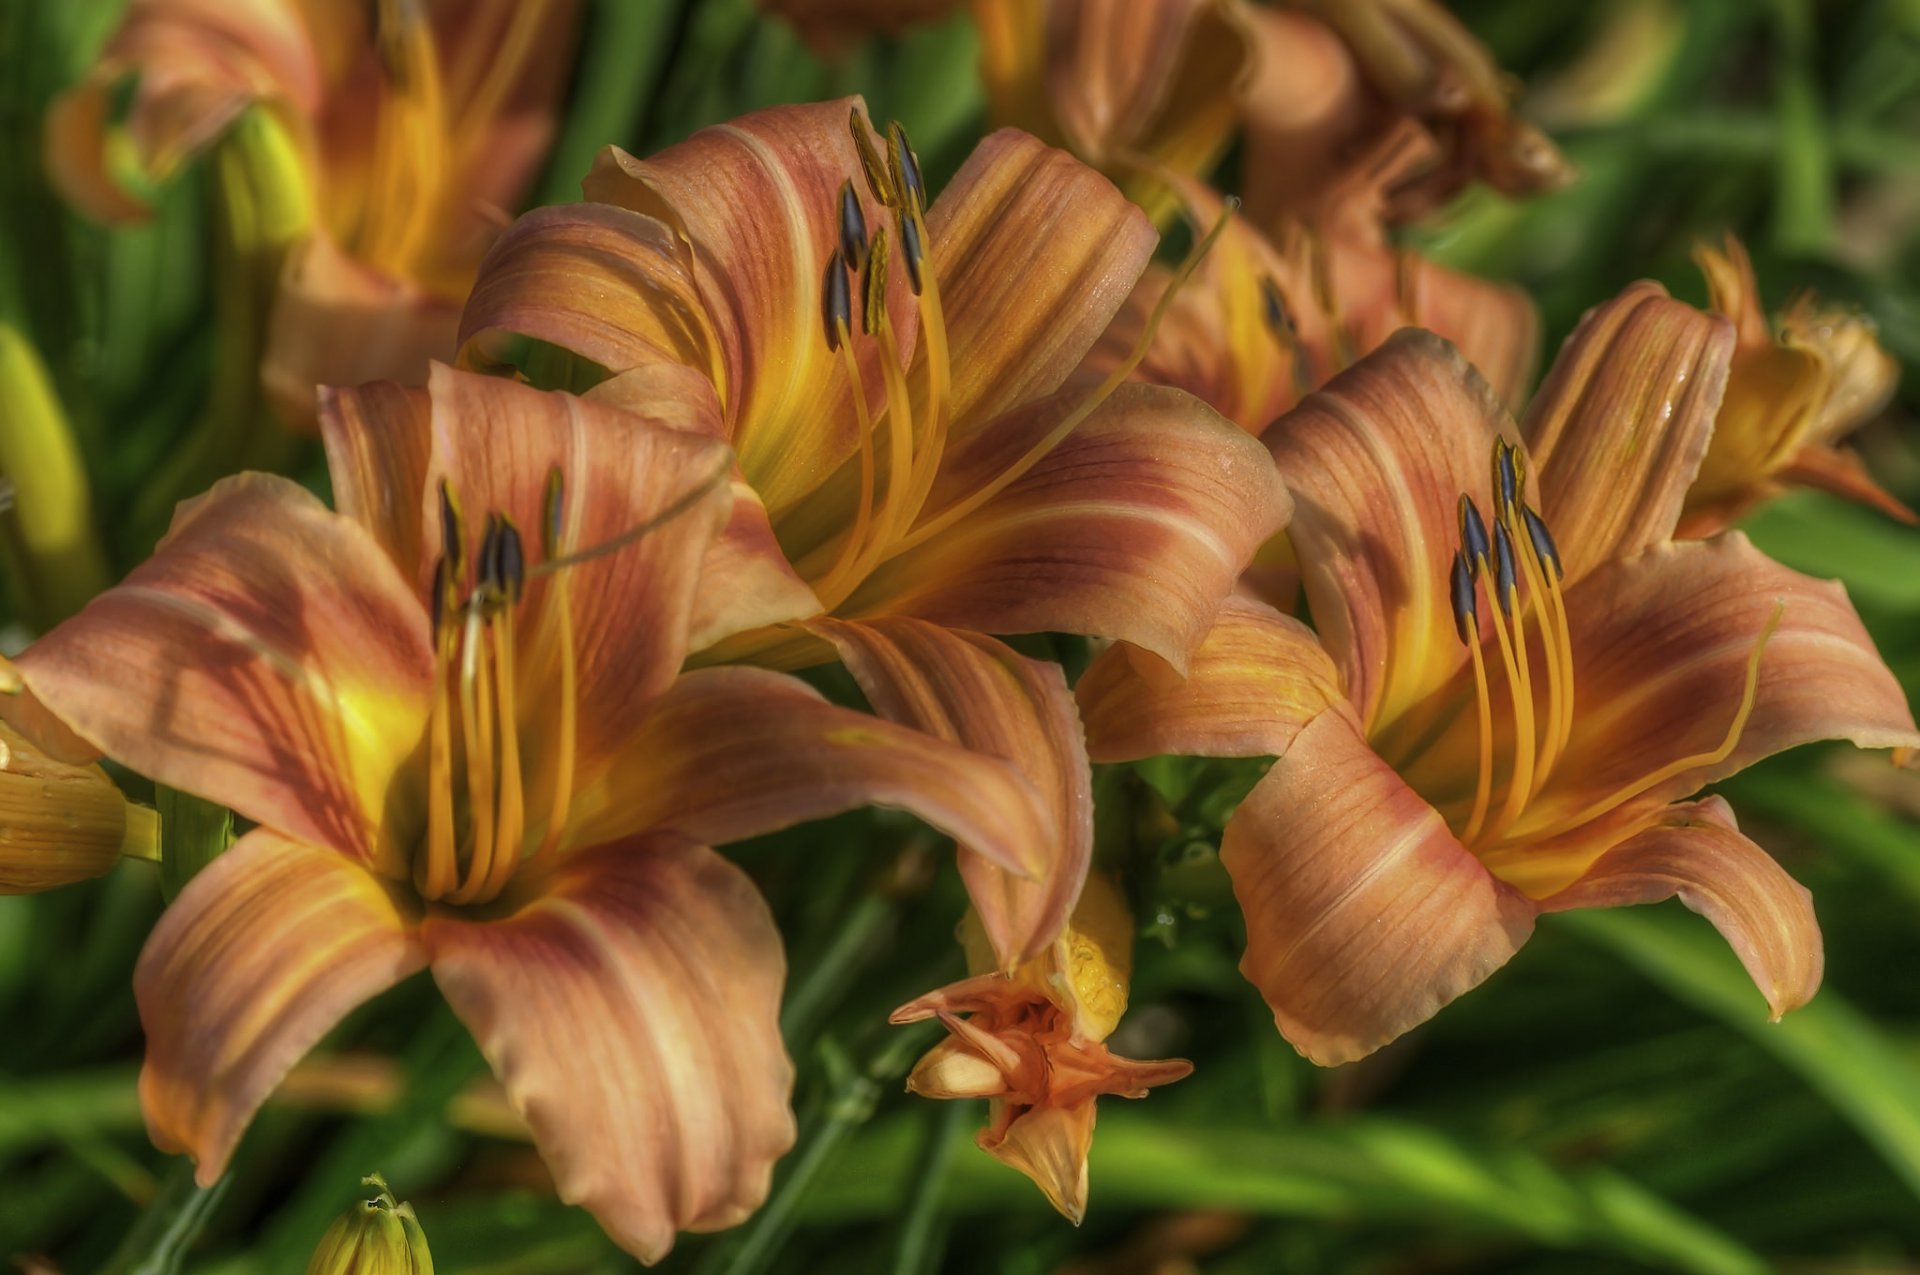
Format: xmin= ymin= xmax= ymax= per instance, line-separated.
xmin=778 ymin=890 xmax=895 ymax=1044
xmin=888 ymin=1098 xmax=971 ymax=1275
xmin=96 ymin=1159 xmax=230 ymax=1275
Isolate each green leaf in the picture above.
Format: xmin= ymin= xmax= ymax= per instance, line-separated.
xmin=156 ymin=786 xmax=233 ymax=901
xmin=1560 ymin=907 xmax=1920 ymax=1200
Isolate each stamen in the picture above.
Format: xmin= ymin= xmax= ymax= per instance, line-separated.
xmin=897 ymin=212 xmax=925 ymax=295
xmin=849 ymin=107 xmax=896 ymax=207
xmin=837 ymin=179 xmax=869 ymax=273
xmin=450 ymin=599 xmax=495 ymax=903
xmin=532 ymin=467 xmax=576 ymax=862
xmin=1450 ymin=551 xmax=1497 ymax=845
xmin=822 ymin=249 xmax=852 ymax=353
xmin=869 ymin=311 xmax=919 ymax=557
xmin=887 ymin=120 xmax=926 ymax=214
xmin=1522 ymin=507 xmax=1562 ymax=580
xmin=860 ymin=227 xmax=890 ymax=337
xmin=1448 ymin=549 xmax=1476 ymax=644
xmin=816 ymin=334 xmax=879 ymax=596
xmin=479 ymin=548 xmax=524 ymax=904
xmin=1522 ymin=505 xmax=1577 ymax=765
xmin=417 ymin=554 xmax=457 ymax=901
xmin=1458 ymin=494 xmax=1490 ymax=572
xmin=529 ymin=455 xmax=731 ymax=576
xmin=438 ymin=479 xmax=466 ymax=577
xmin=1483 ymin=523 xmax=1540 ymax=838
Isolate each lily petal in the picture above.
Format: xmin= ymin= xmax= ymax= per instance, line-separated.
xmin=985 ymin=1100 xmax=1097 ymax=1225
xmin=812 ymin=619 xmax=1089 ymax=967
xmin=425 ymin=837 xmax=792 ymax=1263
xmin=850 ymin=383 xmax=1289 ymax=670
xmin=1077 ymin=596 xmax=1341 ymax=763
xmin=137 ymin=829 xmax=426 ymax=1183
xmin=1522 ymin=282 xmax=1734 ymax=582
xmin=1266 ymin=329 xmax=1504 ymax=733
xmin=15 ymin=473 xmax=433 ymax=863
xmin=1223 ymin=705 xmax=1535 ymax=1065
xmin=1778 ymin=444 xmax=1918 ymax=527
xmin=579 ymin=98 xmax=913 ymax=518
xmin=1234 ymin=5 xmax=1369 ymax=232
xmin=569 ymin=667 xmax=1055 ymax=883
xmin=1538 ymin=796 xmax=1822 ymax=1019
xmin=925 ymin=127 xmax=1156 ymax=431
xmin=420 ymin=364 xmax=732 ymax=757
xmin=317 ymin=380 xmax=433 ymax=586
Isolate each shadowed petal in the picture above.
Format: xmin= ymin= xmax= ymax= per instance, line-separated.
xmin=813 ymin=619 xmax=1089 ymax=966
xmin=579 ymin=98 xmax=913 ymax=517
xmin=926 ymin=128 xmax=1156 ymax=431
xmin=1223 ymin=705 xmax=1535 ymax=1065
xmin=1077 ymin=596 xmax=1341 ymax=763
xmin=317 ymin=381 xmax=433 ymax=586
xmin=1538 ymin=796 xmax=1822 ymax=1018
xmin=1266 ymin=330 xmax=1505 ymax=733
xmin=137 ymin=829 xmax=426 ymax=1183
xmin=1522 ymin=282 xmax=1734 ymax=582
xmin=851 ymin=384 xmax=1289 ymax=670
xmin=425 ymin=837 xmax=792 ymax=1263
xmin=15 ymin=474 xmax=433 ymax=863
xmin=568 ymin=667 xmax=1055 ymax=883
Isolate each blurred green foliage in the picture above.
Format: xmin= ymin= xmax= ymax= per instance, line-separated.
xmin=3 ymin=0 xmax=1920 ymax=1271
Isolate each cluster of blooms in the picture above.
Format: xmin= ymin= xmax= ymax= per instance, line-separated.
xmin=2 ymin=0 xmax=1916 ymax=1264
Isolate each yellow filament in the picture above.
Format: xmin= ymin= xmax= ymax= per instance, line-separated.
xmin=816 ymin=326 xmax=878 ymax=598
xmin=888 ymin=203 xmax=1237 ymax=556
xmin=1481 ymin=591 xmax=1537 ymax=842
xmin=449 ymin=607 xmax=495 ymax=903
xmin=1509 ymin=522 xmax=1566 ymax=797
xmin=478 ymin=609 xmax=524 ymax=903
xmin=1535 ymin=551 xmax=1578 ymax=782
xmin=532 ymin=574 xmax=577 ymax=862
xmin=1460 ymin=632 xmax=1496 ymax=846
xmin=363 ymin=0 xmax=448 ymax=277
xmin=862 ymin=312 xmax=920 ymax=576
xmin=417 ymin=624 xmax=457 ymax=900
xmin=1515 ymin=603 xmax=1785 ymax=844
xmin=898 ymin=205 xmax=954 ymax=527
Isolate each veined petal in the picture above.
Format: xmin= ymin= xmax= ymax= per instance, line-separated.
xmin=420 ymin=364 xmax=732 ymax=758
xmin=567 ymin=667 xmax=1055 ymax=884
xmin=1537 ymin=796 xmax=1822 ymax=1019
xmin=849 ymin=384 xmax=1289 ymax=670
xmin=985 ymin=1100 xmax=1097 ymax=1225
xmin=1266 ymin=330 xmax=1505 ymax=733
xmin=1395 ymin=250 xmax=1540 ymax=410
xmin=925 ymin=127 xmax=1156 ymax=431
xmin=15 ymin=473 xmax=433 ymax=863
xmin=812 ymin=619 xmax=1089 ymax=967
xmin=1223 ymin=705 xmax=1534 ymax=1065
xmin=1522 ymin=281 xmax=1734 ymax=582
xmin=579 ymin=98 xmax=913 ymax=518
xmin=1521 ymin=534 xmax=1920 ymax=837
xmin=137 ymin=829 xmax=426 ymax=1183
xmin=1077 ymin=596 xmax=1341 ymax=763
xmin=426 ymin=837 xmax=792 ymax=1263
xmin=317 ymin=381 xmax=433 ymax=586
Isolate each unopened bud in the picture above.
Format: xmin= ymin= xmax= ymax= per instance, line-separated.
xmin=305 ymin=1175 xmax=433 ymax=1275
xmin=0 ymin=721 xmax=155 ymax=894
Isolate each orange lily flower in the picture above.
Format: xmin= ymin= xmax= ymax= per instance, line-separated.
xmin=6 ymin=365 xmax=1068 ymax=1261
xmin=458 ymin=97 xmax=1289 ymax=963
xmin=891 ymin=874 xmax=1191 ymax=1221
xmin=1681 ymin=236 xmax=1911 ymax=536
xmin=1079 ymin=285 xmax=1920 ymax=1065
xmin=48 ymin=0 xmax=577 ymax=426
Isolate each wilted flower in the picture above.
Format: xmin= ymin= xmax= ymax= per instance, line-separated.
xmin=1079 ymin=286 xmax=1919 ymax=1065
xmin=0 ymin=719 xmax=156 ymax=894
xmin=306 ymin=1175 xmax=432 ymax=1275
xmin=6 ymin=366 xmax=1063 ymax=1262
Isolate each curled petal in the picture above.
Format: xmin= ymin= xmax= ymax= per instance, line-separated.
xmin=688 ymin=479 xmax=825 ymax=652
xmin=426 ymin=837 xmax=792 ymax=1263
xmin=812 ymin=619 xmax=1089 ymax=967
xmin=1777 ymin=445 xmax=1917 ymax=526
xmin=16 ymin=474 xmax=433 ymax=863
xmin=984 ymin=1100 xmax=1097 ymax=1225
xmin=853 ymin=384 xmax=1290 ymax=670
xmin=569 ymin=667 xmax=1055 ymax=884
xmin=1223 ymin=706 xmax=1534 ymax=1065
xmin=579 ymin=98 xmax=913 ymax=517
xmin=137 ymin=830 xmax=426 ymax=1183
xmin=1538 ymin=796 xmax=1822 ymax=1019
xmin=1266 ymin=329 xmax=1505 ymax=732
xmin=926 ymin=128 xmax=1156 ymax=431
xmin=1077 ymin=596 xmax=1341 ymax=763
xmin=1234 ymin=6 xmax=1369 ymax=231
xmin=1522 ymin=282 xmax=1734 ymax=582
xmin=317 ymin=381 xmax=433 ymax=586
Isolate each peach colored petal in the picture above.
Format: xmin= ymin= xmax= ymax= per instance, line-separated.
xmin=568 ymin=667 xmax=1054 ymax=884
xmin=579 ymin=98 xmax=913 ymax=517
xmin=137 ymin=829 xmax=426 ymax=1183
xmin=15 ymin=474 xmax=433 ymax=863
xmin=812 ymin=619 xmax=1089 ymax=967
xmin=317 ymin=381 xmax=433 ymax=586
xmin=425 ymin=837 xmax=792 ymax=1263
xmin=1265 ymin=329 xmax=1505 ymax=733
xmin=1778 ymin=445 xmax=1917 ymax=525
xmin=1396 ymin=250 xmax=1539 ymax=409
xmin=686 ymin=478 xmax=825 ymax=652
xmin=1538 ymin=796 xmax=1822 ymax=1019
xmin=850 ymin=384 xmax=1289 ymax=670
xmin=1077 ymin=596 xmax=1341 ymax=763
xmin=1223 ymin=705 xmax=1534 ymax=1065
xmin=1234 ymin=5 xmax=1369 ymax=231
xmin=986 ymin=1098 xmax=1097 ymax=1224
xmin=1522 ymin=281 xmax=1734 ymax=582
xmin=925 ymin=127 xmax=1156 ymax=432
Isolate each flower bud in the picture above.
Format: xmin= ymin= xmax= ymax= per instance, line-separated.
xmin=0 ymin=721 xmax=155 ymax=894
xmin=305 ymin=1175 xmax=433 ymax=1275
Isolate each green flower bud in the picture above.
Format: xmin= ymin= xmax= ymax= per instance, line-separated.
xmin=305 ymin=1175 xmax=433 ymax=1275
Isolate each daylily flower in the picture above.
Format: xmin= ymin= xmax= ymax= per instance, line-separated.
xmin=891 ymin=874 xmax=1191 ymax=1222
xmin=1681 ymin=236 xmax=1910 ymax=536
xmin=6 ymin=365 xmax=1069 ymax=1262
xmin=1078 ymin=284 xmax=1920 ymax=1065
xmin=458 ymin=97 xmax=1289 ymax=964
xmin=47 ymin=0 xmax=577 ymax=426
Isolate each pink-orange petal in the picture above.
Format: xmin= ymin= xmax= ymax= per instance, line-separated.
xmin=15 ymin=473 xmax=434 ymax=863
xmin=1538 ymin=796 xmax=1822 ymax=1019
xmin=425 ymin=837 xmax=793 ymax=1263
xmin=1223 ymin=705 xmax=1535 ymax=1065
xmin=137 ymin=829 xmax=425 ymax=1183
xmin=1077 ymin=596 xmax=1342 ymax=764
xmin=317 ymin=380 xmax=433 ymax=587
xmin=812 ymin=618 xmax=1089 ymax=967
